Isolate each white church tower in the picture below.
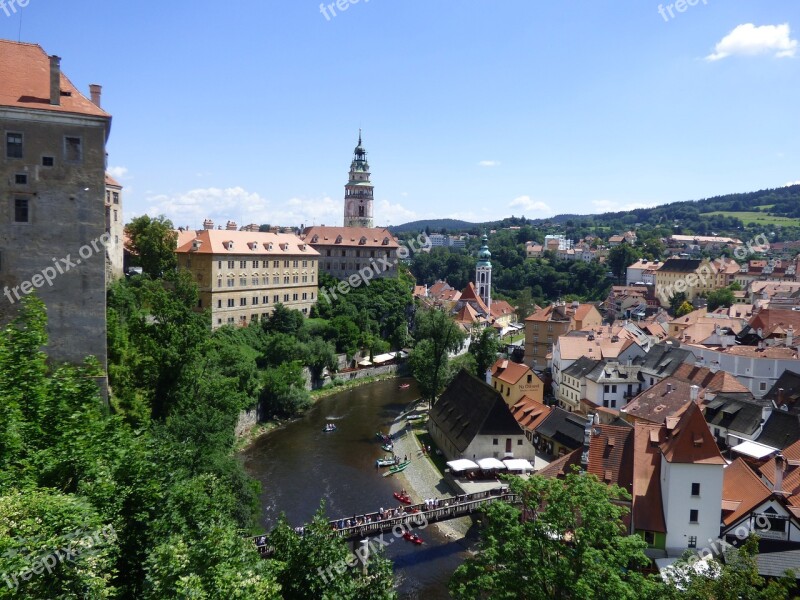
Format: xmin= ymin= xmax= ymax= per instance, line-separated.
xmin=476 ymin=233 xmax=492 ymax=308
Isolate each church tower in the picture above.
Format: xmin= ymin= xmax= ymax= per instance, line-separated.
xmin=343 ymin=130 xmax=374 ymax=227
xmin=476 ymin=234 xmax=492 ymax=308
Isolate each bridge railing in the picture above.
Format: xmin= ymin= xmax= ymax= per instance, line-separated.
xmin=251 ymin=487 xmax=520 ymax=549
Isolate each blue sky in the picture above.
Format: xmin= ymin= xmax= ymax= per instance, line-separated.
xmin=2 ymin=1 xmax=799 ymax=227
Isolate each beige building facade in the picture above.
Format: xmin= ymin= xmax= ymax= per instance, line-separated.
xmin=176 ymin=229 xmax=319 ymax=328
xmin=301 ymin=226 xmax=399 ymax=281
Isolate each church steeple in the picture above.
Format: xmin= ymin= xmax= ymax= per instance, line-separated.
xmin=344 ymin=130 xmax=374 ymax=227
xmin=476 ymin=233 xmax=492 ymax=308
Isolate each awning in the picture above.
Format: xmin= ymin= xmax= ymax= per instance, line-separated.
xmin=358 ymin=359 xmax=372 ymax=367
xmin=477 ymin=458 xmax=506 ymax=470
xmin=503 ymin=458 xmax=534 ymax=472
xmin=447 ymin=459 xmax=480 ymax=472
xmin=372 ymin=353 xmax=395 ymax=364
xmin=731 ymin=440 xmax=777 ymax=460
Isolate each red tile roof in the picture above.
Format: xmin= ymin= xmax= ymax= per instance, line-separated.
xmin=490 ymin=300 xmax=515 ymax=319
xmin=722 ymin=459 xmax=772 ymax=526
xmin=302 ymin=226 xmax=399 ymax=249
xmin=105 ymin=173 xmax=122 ymax=188
xmin=491 ymin=358 xmax=532 ymax=385
xmin=0 ymin=40 xmax=109 ymax=117
xmin=510 ymin=396 xmax=552 ymax=432
xmin=587 ymin=425 xmax=634 ymax=493
xmin=537 ymin=448 xmax=581 ymax=478
xmin=460 ymin=282 xmax=490 ymax=314
xmin=176 ymin=229 xmax=319 ymax=256
xmin=659 ymin=402 xmax=726 ymax=465
xmin=632 ymin=423 xmax=667 ymax=533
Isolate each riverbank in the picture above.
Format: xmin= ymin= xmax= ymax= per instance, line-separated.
xmin=234 ymin=372 xmax=407 ymax=453
xmin=386 ymin=402 xmax=475 ymax=542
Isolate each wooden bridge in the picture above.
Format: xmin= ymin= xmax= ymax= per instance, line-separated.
xmin=252 ymin=487 xmax=519 ymax=555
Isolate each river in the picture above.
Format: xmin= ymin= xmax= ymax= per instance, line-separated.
xmin=240 ymin=378 xmax=471 ymax=599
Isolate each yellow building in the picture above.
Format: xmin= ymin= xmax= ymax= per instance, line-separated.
xmin=490 ymin=358 xmax=544 ymax=406
xmin=176 ymin=228 xmax=319 ymax=328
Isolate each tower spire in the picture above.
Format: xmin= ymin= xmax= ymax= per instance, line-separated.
xmin=343 ymin=131 xmax=374 ymax=228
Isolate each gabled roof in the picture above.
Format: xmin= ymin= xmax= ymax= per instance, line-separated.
xmin=176 ymin=229 xmax=319 ymax=256
xmin=587 ymin=425 xmax=634 ymax=493
xmin=722 ymin=459 xmax=773 ymax=526
xmin=459 ymin=282 xmax=490 ymax=314
xmin=756 ymin=411 xmax=800 ymax=450
xmin=636 ymin=342 xmax=694 ymax=377
xmin=453 ymin=303 xmax=482 ymax=325
xmin=537 ymin=448 xmax=581 ymax=479
xmin=429 ymin=370 xmax=523 ymax=453
xmin=562 ymin=356 xmax=600 ymax=380
xmin=0 ymin=40 xmax=110 ymax=118
xmin=659 ymin=402 xmax=726 ymax=465
xmin=510 ymin=396 xmax=552 ymax=432
xmin=490 ymin=300 xmax=515 ymax=319
xmin=534 ymin=408 xmax=587 ymax=450
xmin=491 ymin=358 xmax=533 ymax=386
xmin=105 ymin=173 xmax=122 ymax=188
xmin=301 ymin=226 xmax=399 ymax=248
xmin=632 ymin=423 xmax=666 ymax=533
xmin=658 ymin=258 xmax=703 ymax=273
xmin=764 ymin=370 xmax=800 ymax=413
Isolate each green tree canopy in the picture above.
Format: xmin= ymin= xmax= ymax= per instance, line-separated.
xmin=124 ymin=215 xmax=178 ymax=278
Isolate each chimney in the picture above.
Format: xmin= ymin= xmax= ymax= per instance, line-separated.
xmin=775 ymin=454 xmax=787 ymax=495
xmin=710 ymin=361 xmax=720 ymax=374
xmin=49 ymin=55 xmax=61 ymax=106
xmin=777 ymin=388 xmax=785 ymax=407
xmin=89 ymin=84 xmax=102 ymax=107
xmin=690 ymin=385 xmax=700 ymax=403
xmin=787 ymin=327 xmax=794 ymax=347
xmin=226 ymin=220 xmax=237 ymax=231
xmin=203 ymin=219 xmax=214 ymax=230
xmin=666 ymin=383 xmax=673 ymax=394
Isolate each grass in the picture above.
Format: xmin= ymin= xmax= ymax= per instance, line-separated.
xmin=414 ymin=430 xmax=448 ymax=476
xmin=702 ymin=210 xmax=800 ymax=227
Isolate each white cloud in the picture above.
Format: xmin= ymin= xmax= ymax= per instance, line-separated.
xmin=107 ymin=166 xmax=129 ymax=179
xmin=478 ymin=160 xmax=501 ymax=167
xmin=141 ymin=186 xmax=341 ymax=228
xmin=785 ymin=180 xmax=800 ymax=187
xmin=508 ymin=195 xmax=553 ymax=215
xmin=375 ymin=199 xmax=418 ymax=226
xmin=590 ymin=199 xmax=660 ymax=213
xmin=706 ymin=23 xmax=798 ymax=61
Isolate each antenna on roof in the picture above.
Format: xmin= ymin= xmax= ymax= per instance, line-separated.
xmin=18 ymin=12 xmax=23 ymax=42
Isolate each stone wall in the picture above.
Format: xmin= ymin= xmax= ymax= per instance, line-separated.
xmin=235 ymin=407 xmax=260 ymax=439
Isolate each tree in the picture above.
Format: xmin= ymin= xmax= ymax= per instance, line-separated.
xmin=676 ymin=301 xmax=694 ymax=317
xmin=669 ymin=291 xmax=688 ymax=314
xmin=263 ymin=303 xmax=304 ymax=336
xmin=260 ymin=361 xmax=311 ymax=419
xmin=706 ymin=287 xmax=735 ymax=312
xmin=468 ymin=328 xmax=500 ymax=377
xmin=514 ymin=288 xmax=538 ymax=323
xmin=125 ymin=215 xmax=178 ymax=278
xmin=450 ymin=471 xmax=668 ymax=600
xmin=607 ymin=243 xmax=641 ymax=284
xmin=268 ymin=504 xmax=396 ymax=600
xmin=411 ymin=309 xmax=465 ymax=401
xmin=303 ymin=337 xmax=338 ymax=382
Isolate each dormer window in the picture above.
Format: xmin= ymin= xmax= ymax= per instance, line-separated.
xmin=299 ymin=244 xmax=306 ymax=251
xmin=192 ymin=240 xmax=202 ymax=251
xmin=335 ymin=235 xmax=343 ymax=244
xmin=249 ymin=242 xmax=258 ymax=251
xmin=311 ymin=235 xmax=319 ymax=244
xmin=359 ymin=236 xmax=367 ymax=245
xmin=382 ymin=237 xmax=390 ymax=245
xmin=225 ymin=241 xmax=234 ymax=251
xmin=266 ymin=242 xmax=273 ymax=251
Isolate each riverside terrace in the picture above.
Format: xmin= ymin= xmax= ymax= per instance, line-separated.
xmin=252 ymin=487 xmax=519 ymax=552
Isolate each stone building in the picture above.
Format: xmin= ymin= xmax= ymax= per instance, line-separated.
xmin=0 ymin=41 xmax=111 ymax=370
xmin=301 ymin=226 xmax=399 ymax=281
xmin=343 ymin=130 xmax=373 ymax=228
xmin=104 ymin=173 xmax=124 ymax=280
xmin=176 ymin=226 xmax=319 ymax=328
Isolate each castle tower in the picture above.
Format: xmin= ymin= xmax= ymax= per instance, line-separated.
xmin=343 ymin=130 xmax=374 ymax=227
xmin=476 ymin=233 xmax=492 ymax=308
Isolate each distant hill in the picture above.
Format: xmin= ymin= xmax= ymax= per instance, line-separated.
xmin=390 ymin=218 xmax=476 ymax=234
xmin=391 ymin=185 xmax=800 ymax=235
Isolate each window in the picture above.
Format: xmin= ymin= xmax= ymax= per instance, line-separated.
xmin=492 ymin=438 xmax=498 ymax=446
xmin=302 ymin=292 xmax=308 ymax=300
xmin=527 ymin=374 xmax=532 ymax=384
xmin=691 ymin=483 xmax=700 ymax=497
xmin=643 ymin=531 xmax=655 ymax=545
xmin=293 ymin=275 xmax=298 ymax=284
xmin=227 ymin=317 xmax=235 ymax=324
xmin=113 ymin=209 xmax=118 ymax=222
xmin=15 ymin=174 xmax=27 ymax=185
xmin=64 ymin=136 xmax=82 ymax=162
xmin=228 ymin=260 xmax=235 ymax=269
xmin=14 ymin=198 xmax=28 ymax=222
xmin=302 ymin=260 xmax=308 ymax=267
xmin=253 ymin=297 xmax=259 ymax=305
xmin=273 ymin=295 xmax=279 ymax=303
xmin=689 ymin=510 xmax=698 ymax=523
xmin=6 ymin=133 xmax=22 ymax=158
xmin=326 ymin=250 xmax=331 ymax=257
xmin=253 ymin=260 xmax=260 ymax=269
xmin=112 ymin=192 xmax=119 ymax=204
xmin=217 ymin=300 xmax=222 ymax=309
xmin=240 ymin=298 xmax=247 ymax=306
xmin=227 ymin=278 xmax=234 ymax=288
xmin=284 ymin=260 xmax=289 ymax=268
xmin=760 ymin=381 xmax=767 ymax=392
xmin=604 ymin=385 xmax=610 ymax=394
xmin=283 ymin=294 xmax=289 ymax=302
xmin=517 ymin=439 xmax=522 ymax=445
xmin=263 ymin=296 xmax=269 ymax=304
xmin=273 ymin=276 xmax=279 ymax=284
xmin=293 ymin=260 xmax=299 ymax=267
xmin=252 ymin=277 xmax=258 ymax=286
xmin=283 ymin=276 xmax=289 ymax=284
xmin=42 ymin=156 xmax=54 ymax=167
xmin=688 ymin=536 xmax=697 ymax=548
xmin=292 ymin=293 xmax=298 ymax=301
xmin=302 ymin=275 xmax=308 ymax=283
xmin=227 ymin=299 xmax=235 ymax=307
xmin=239 ymin=260 xmax=246 ymax=268
xmin=273 ymin=260 xmax=279 ymax=268
xmin=239 ymin=277 xmax=247 ymax=287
